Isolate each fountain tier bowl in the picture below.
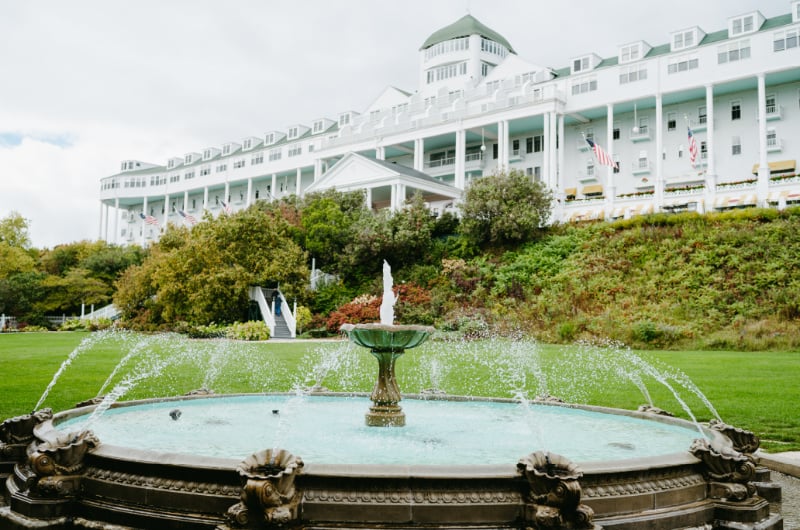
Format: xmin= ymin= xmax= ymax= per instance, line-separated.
xmin=5 ymin=393 xmax=772 ymax=530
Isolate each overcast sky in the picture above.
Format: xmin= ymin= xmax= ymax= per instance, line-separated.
xmin=0 ymin=0 xmax=789 ymax=248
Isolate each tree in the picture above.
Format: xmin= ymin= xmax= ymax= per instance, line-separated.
xmin=300 ymin=189 xmax=365 ymax=272
xmin=0 ymin=212 xmax=31 ymax=249
xmin=459 ymin=169 xmax=553 ymax=247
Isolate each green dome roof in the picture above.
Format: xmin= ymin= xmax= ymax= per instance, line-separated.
xmin=420 ymin=14 xmax=515 ymax=53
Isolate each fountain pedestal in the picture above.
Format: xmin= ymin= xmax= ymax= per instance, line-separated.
xmin=341 ymin=324 xmax=434 ymax=427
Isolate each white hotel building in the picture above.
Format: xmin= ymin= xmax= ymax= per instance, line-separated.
xmin=100 ymin=4 xmax=800 ymax=244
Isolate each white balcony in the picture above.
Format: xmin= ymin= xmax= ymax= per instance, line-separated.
xmin=630 ymin=127 xmax=651 ymax=142
xmin=767 ymin=137 xmax=784 ymax=152
xmin=632 ymin=160 xmax=651 ymax=175
xmin=765 ymin=104 xmax=783 ymax=121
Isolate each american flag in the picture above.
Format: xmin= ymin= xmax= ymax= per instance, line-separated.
xmin=687 ymin=126 xmax=698 ymax=167
xmin=178 ymin=210 xmax=197 ymax=226
xmin=221 ymin=200 xmax=232 ymax=214
xmin=585 ymin=137 xmax=619 ymax=169
xmin=139 ymin=213 xmax=159 ymax=226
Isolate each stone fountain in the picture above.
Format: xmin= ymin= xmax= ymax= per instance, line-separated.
xmin=0 ymin=263 xmax=786 ymax=529
xmin=341 ymin=261 xmax=434 ymax=426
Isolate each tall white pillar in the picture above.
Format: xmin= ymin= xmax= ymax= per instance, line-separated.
xmin=706 ymin=84 xmax=716 ymax=179
xmin=113 ymin=198 xmax=119 ymax=244
xmin=756 ymin=73 xmax=769 ymax=204
xmin=141 ymin=196 xmax=149 ymax=246
xmin=224 ymin=182 xmax=230 ymax=206
xmin=296 ymin=168 xmax=303 ymax=197
xmin=557 ymin=114 xmax=565 ymax=189
xmin=163 ymin=193 xmax=169 ymax=229
xmin=654 ymin=95 xmax=663 ymax=211
xmin=605 ymin=104 xmax=615 ymax=219
xmin=183 ymin=190 xmax=189 ymax=212
xmin=455 ymin=129 xmax=466 ymax=189
xmin=549 ymin=111 xmax=558 ymax=189
xmin=246 ymin=178 xmax=253 ymax=207
xmin=498 ymin=120 xmax=509 ymax=170
xmin=271 ymin=173 xmax=278 ymax=200
xmin=314 ymin=158 xmax=322 ymax=181
xmin=98 ymin=201 xmax=104 ymax=241
xmin=365 ymin=187 xmax=373 ymax=209
xmin=542 ymin=113 xmax=550 ymax=184
xmin=203 ymin=186 xmax=209 ymax=211
xmin=414 ymin=138 xmax=424 ymax=171
xmin=376 ymin=146 xmax=385 ymax=160
xmin=103 ymin=203 xmax=109 ymax=242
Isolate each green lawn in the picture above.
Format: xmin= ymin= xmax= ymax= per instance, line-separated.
xmin=1 ymin=332 xmax=798 ymax=453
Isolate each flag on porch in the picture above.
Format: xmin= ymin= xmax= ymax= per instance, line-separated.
xmin=687 ymin=126 xmax=698 ymax=168
xmin=585 ymin=137 xmax=619 ymax=169
xmin=178 ymin=210 xmax=197 ymax=225
xmin=221 ymin=200 xmax=232 ymax=214
xmin=139 ymin=213 xmax=159 ymax=226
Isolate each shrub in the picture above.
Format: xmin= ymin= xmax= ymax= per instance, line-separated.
xmin=185 ymin=323 xmax=227 ymax=339
xmin=557 ymin=321 xmax=577 ymax=342
xmin=226 ymin=321 xmax=271 ymax=341
xmin=59 ymin=319 xmax=87 ymax=331
xmin=20 ymin=325 xmax=49 ymax=332
xmin=326 ymin=294 xmax=381 ymax=332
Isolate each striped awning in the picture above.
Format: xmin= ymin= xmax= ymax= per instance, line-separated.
xmin=783 ymin=190 xmax=800 ymax=202
xmin=752 ymin=159 xmax=796 ymax=174
xmin=716 ymin=195 xmax=757 ymax=208
xmin=582 ymin=184 xmax=603 ymax=196
xmin=569 ymin=209 xmax=604 ymax=222
xmin=564 ymin=187 xmax=578 ymax=197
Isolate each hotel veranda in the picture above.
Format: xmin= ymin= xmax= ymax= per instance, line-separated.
xmin=100 ymin=4 xmax=800 ymax=244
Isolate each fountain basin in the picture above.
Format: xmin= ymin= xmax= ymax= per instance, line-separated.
xmin=1 ymin=393 xmax=780 ymax=530
xmin=341 ymin=323 xmax=435 ymax=352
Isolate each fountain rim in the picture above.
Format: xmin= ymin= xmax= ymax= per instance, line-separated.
xmin=35 ymin=392 xmax=728 ymax=476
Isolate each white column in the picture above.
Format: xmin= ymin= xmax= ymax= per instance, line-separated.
xmin=103 ymin=203 xmax=109 ymax=242
xmin=557 ymin=114 xmax=565 ymax=189
xmin=314 ymin=158 xmax=322 ymax=181
xmin=163 ymin=193 xmax=169 ymax=230
xmin=376 ymin=146 xmax=385 ymax=160
xmin=270 ymin=173 xmax=277 ymax=200
xmin=549 ymin=111 xmax=558 ymax=189
xmin=141 ymin=196 xmax=149 ymax=246
xmin=113 ymin=198 xmax=119 ymax=244
xmin=654 ymin=95 xmax=663 ymax=211
xmin=414 ymin=138 xmax=424 ymax=171
xmin=605 ymin=104 xmax=615 ymax=219
xmin=706 ymin=84 xmax=716 ymax=179
xmin=365 ymin=187 xmax=372 ymax=209
xmin=542 ymin=113 xmax=550 ymax=184
xmin=389 ymin=184 xmax=397 ymax=212
xmin=98 ymin=201 xmax=104 ymax=241
xmin=756 ymin=73 xmax=769 ymax=204
xmin=224 ymin=182 xmax=230 ymax=206
xmin=498 ymin=120 xmax=509 ymax=170
xmin=296 ymin=168 xmax=303 ymax=197
xmin=455 ymin=129 xmax=466 ymax=189
xmin=203 ymin=186 xmax=209 ymax=211
xmin=183 ymin=190 xmax=189 ymax=212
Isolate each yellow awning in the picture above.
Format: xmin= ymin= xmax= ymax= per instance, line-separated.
xmin=752 ymin=159 xmax=796 ymax=174
xmin=564 ymin=187 xmax=577 ymax=197
xmin=582 ymin=184 xmax=603 ymax=196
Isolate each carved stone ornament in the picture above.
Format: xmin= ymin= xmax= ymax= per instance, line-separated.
xmin=689 ymin=438 xmax=757 ymax=501
xmin=637 ymin=404 xmax=675 ymax=417
xmin=223 ymin=448 xmax=304 ymax=529
xmin=708 ymin=419 xmax=760 ymax=456
xmin=517 ymin=451 xmax=596 ymax=529
xmin=0 ymin=408 xmax=53 ymax=461
xmin=28 ymin=429 xmax=99 ymax=497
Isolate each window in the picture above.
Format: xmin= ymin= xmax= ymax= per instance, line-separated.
xmin=673 ymin=30 xmax=695 ymax=50
xmin=526 ymin=137 xmax=533 ymax=154
xmin=313 ymin=120 xmax=324 ymax=133
xmin=167 ymin=159 xmax=175 ymax=169
xmin=222 ymin=144 xmax=231 ymax=155
xmin=534 ymin=167 xmax=541 ymax=182
xmin=619 ymin=64 xmax=647 ymax=84
xmin=512 ymin=139 xmax=520 ymax=156
xmin=613 ymin=128 xmax=620 ymax=140
xmin=243 ymin=139 xmax=252 ymax=150
xmin=571 ymin=76 xmax=597 ymax=95
xmin=620 ymin=44 xmax=640 ymax=63
xmin=533 ymin=135 xmax=544 ymax=152
xmin=233 ymin=159 xmax=245 ymax=169
xmin=731 ymin=101 xmax=741 ymax=121
xmin=586 ymin=161 xmax=594 ymax=176
xmin=251 ymin=153 xmax=264 ymax=165
xmin=216 ymin=163 xmax=227 ymax=172
xmin=424 ymin=36 xmax=470 ymax=60
xmin=269 ymin=149 xmax=282 ymax=161
xmin=338 ymin=113 xmax=350 ymax=127
xmin=480 ymin=37 xmax=508 ymax=58
xmin=667 ymin=54 xmax=699 ymax=74
xmin=766 ymin=94 xmax=776 ymax=114
xmin=700 ymin=141 xmax=707 ymax=159
xmin=288 ymin=146 xmax=302 ymax=157
xmin=732 ymin=136 xmax=742 ymax=155
xmin=698 ymin=106 xmax=707 ymax=124
xmin=288 ymin=127 xmax=298 ymax=139
xmin=667 ymin=112 xmax=677 ymax=131
xmin=638 ymin=151 xmax=649 ymax=169
xmin=203 ymin=149 xmax=212 ymax=160
xmin=184 ymin=154 xmax=193 ymax=164
xmin=767 ymin=128 xmax=778 ymax=149
xmin=426 ymin=61 xmax=468 ymax=84
xmin=200 ymin=166 xmax=211 ymax=176
xmin=718 ymin=40 xmax=751 ymax=64
xmin=731 ymin=15 xmax=755 ymax=36
xmin=773 ymin=27 xmax=799 ymax=51
xmin=492 ymin=143 xmax=498 ymax=160
xmin=480 ymin=62 xmax=494 ymax=77
xmin=636 ymin=117 xmax=649 ymax=134
xmin=572 ymin=56 xmax=590 ymax=72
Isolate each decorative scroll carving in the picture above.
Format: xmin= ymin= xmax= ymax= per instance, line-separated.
xmin=0 ymin=408 xmax=53 ymax=461
xmin=223 ymin=449 xmax=304 ymax=529
xmin=27 ymin=430 xmax=99 ymax=497
xmin=708 ymin=419 xmax=760 ymax=456
xmin=690 ymin=438 xmax=756 ymax=501
xmin=637 ymin=404 xmax=675 ymax=417
xmin=517 ymin=451 xmax=596 ymax=529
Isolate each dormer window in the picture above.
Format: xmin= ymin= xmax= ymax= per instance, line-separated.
xmin=313 ymin=120 xmax=324 ymax=133
xmin=203 ymin=149 xmax=212 ymax=160
xmin=338 ymin=113 xmax=351 ymax=127
xmin=620 ymin=44 xmax=640 ymax=63
xmin=288 ymin=127 xmax=299 ymax=139
xmin=222 ymin=144 xmax=231 ymax=155
xmin=573 ymin=56 xmax=590 ymax=73
xmin=672 ymin=29 xmax=698 ymax=51
xmin=167 ymin=159 xmax=175 ymax=169
xmin=265 ymin=133 xmax=275 ymax=145
xmin=729 ymin=13 xmax=762 ymax=36
xmin=795 ymin=0 xmax=800 ymax=22
xmin=243 ymin=138 xmax=252 ymax=150
xmin=184 ymin=154 xmax=193 ymax=164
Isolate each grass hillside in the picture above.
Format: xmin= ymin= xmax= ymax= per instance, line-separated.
xmin=482 ymin=207 xmax=800 ymax=350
